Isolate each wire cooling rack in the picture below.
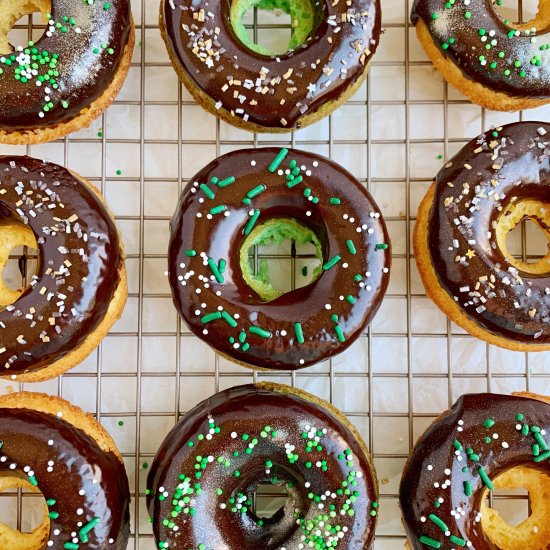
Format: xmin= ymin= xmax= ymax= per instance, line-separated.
xmin=1 ymin=0 xmax=550 ymax=548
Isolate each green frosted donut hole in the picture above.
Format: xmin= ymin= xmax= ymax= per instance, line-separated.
xmin=240 ymin=217 xmax=323 ymax=301
xmin=230 ymin=0 xmax=319 ymax=56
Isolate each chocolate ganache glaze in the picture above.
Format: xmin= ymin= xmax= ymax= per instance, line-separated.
xmin=427 ymin=122 xmax=550 ymax=344
xmin=0 ymin=156 xmax=123 ymax=376
xmin=0 ymin=0 xmax=132 ymax=132
xmin=168 ymin=148 xmax=391 ymax=370
xmin=0 ymin=406 xmax=130 ymax=549
xmin=161 ymin=0 xmax=381 ymax=129
xmin=411 ymin=0 xmax=550 ymax=99
xmin=400 ymin=393 xmax=550 ymax=549
xmin=147 ymin=383 xmax=379 ymax=549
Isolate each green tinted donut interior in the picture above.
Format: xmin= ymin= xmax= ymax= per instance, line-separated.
xmin=230 ymin=0 xmax=319 ymax=55
xmin=240 ymin=218 xmax=323 ymax=301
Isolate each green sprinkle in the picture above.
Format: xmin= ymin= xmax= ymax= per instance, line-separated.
xmin=218 ymin=259 xmax=226 ymax=274
xmin=207 ymin=258 xmax=224 ymax=284
xmin=118 ymin=420 xmax=124 ymax=427
xmin=210 ymin=204 xmax=226 ymax=215
xmin=246 ymin=184 xmax=265 ymax=199
xmin=534 ymin=432 xmax=549 ymax=451
xmin=418 ymin=535 xmax=441 ymax=548
xmin=522 ymin=424 xmax=530 ymax=436
xmin=244 ymin=210 xmax=260 ymax=236
xmin=201 ymin=312 xmax=222 ymax=323
xmin=46 ymin=499 xmax=56 ymax=506
xmin=185 ymin=249 xmax=197 ymax=257
xmin=534 ymin=450 xmax=550 ymax=462
xmin=483 ymin=418 xmax=495 ymax=428
xmin=334 ymin=325 xmax=345 ymax=343
xmin=217 ymin=176 xmax=235 ymax=188
xmin=465 ymin=10 xmax=472 ymax=18
xmin=268 ymin=148 xmax=289 ymax=172
xmin=429 ymin=513 xmax=448 ymax=533
xmin=464 ymin=480 xmax=472 ymax=497
xmin=346 ymin=295 xmax=356 ymax=304
xmin=116 ymin=169 xmax=122 ymax=175
xmin=221 ymin=311 xmax=237 ymax=328
xmin=375 ymin=243 xmax=388 ymax=250
xmin=64 ymin=543 xmax=79 ymax=550
xmin=249 ymin=326 xmax=271 ymax=338
xmin=323 ymin=255 xmax=341 ymax=271
xmin=79 ymin=517 xmax=100 ymax=543
xmin=97 ymin=130 xmax=103 ymax=137
xmin=533 ymin=443 xmax=540 ymax=456
xmin=453 ymin=439 xmax=463 ymax=451
xmin=346 ymin=239 xmax=357 ymax=255
xmin=450 ymin=535 xmax=467 ymax=547
xmin=329 ymin=197 xmax=341 ymax=205
xmin=431 ymin=12 xmax=439 ymax=19
xmin=49 ymin=511 xmax=60 ymax=519
xmin=200 ymin=184 xmax=215 ymax=199
xmin=103 ymin=2 xmax=111 ymax=9
xmin=294 ymin=322 xmax=305 ymax=344
xmin=478 ymin=466 xmax=494 ymax=491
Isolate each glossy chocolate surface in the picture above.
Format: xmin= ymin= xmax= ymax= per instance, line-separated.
xmin=0 ymin=1 xmax=132 ymax=132
xmin=411 ymin=0 xmax=550 ymax=99
xmin=427 ymin=122 xmax=550 ymax=344
xmin=168 ymin=147 xmax=391 ymax=371
xmin=147 ymin=384 xmax=378 ymax=549
xmin=162 ymin=0 xmax=381 ymax=129
xmin=0 ymin=156 xmax=123 ymax=376
xmin=400 ymin=393 xmax=550 ymax=549
xmin=0 ymin=406 xmax=130 ymax=548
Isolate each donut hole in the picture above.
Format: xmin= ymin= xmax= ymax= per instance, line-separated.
xmin=240 ymin=218 xmax=323 ymax=302
xmin=0 ymin=217 xmax=39 ymax=310
xmin=229 ymin=0 xmax=326 ymax=56
xmin=0 ymin=0 xmax=50 ymax=55
xmin=0 ymin=475 xmax=50 ymax=547
xmin=496 ymin=200 xmax=550 ymax=275
xmin=252 ymin=482 xmax=289 ymax=519
xmin=492 ymin=0 xmax=550 ymax=30
xmin=480 ymin=466 xmax=550 ymax=549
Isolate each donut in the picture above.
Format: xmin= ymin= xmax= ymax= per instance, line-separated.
xmin=411 ymin=0 xmax=550 ymax=111
xmin=0 ymin=155 xmax=127 ymax=382
xmin=414 ymin=122 xmax=550 ymax=352
xmin=159 ymin=0 xmax=381 ymax=132
xmin=400 ymin=391 xmax=550 ymax=549
xmin=168 ymin=147 xmax=391 ymax=371
xmin=147 ymin=382 xmax=379 ymax=549
xmin=0 ymin=391 xmax=130 ymax=549
xmin=0 ymin=0 xmax=135 ymax=144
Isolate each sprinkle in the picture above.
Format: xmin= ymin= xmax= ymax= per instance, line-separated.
xmin=249 ymin=326 xmax=271 ymax=338
xmin=207 ymin=258 xmax=224 ymax=284
xmin=330 ymin=197 xmax=341 ymax=205
xmin=453 ymin=439 xmax=463 ymax=451
xmin=217 ymin=176 xmax=235 ymax=188
xmin=334 ymin=324 xmax=345 ymax=343
xmin=221 ymin=311 xmax=237 ymax=328
xmin=79 ymin=517 xmax=100 ymax=543
xmin=478 ymin=466 xmax=494 ymax=491
xmin=201 ymin=312 xmax=222 ymax=323
xmin=185 ymin=249 xmax=197 ymax=257
xmin=450 ymin=535 xmax=467 ymax=547
xmin=375 ymin=243 xmax=388 ymax=250
xmin=323 ymin=255 xmax=341 ymax=271
xmin=419 ymin=535 xmax=441 ymax=548
xmin=247 ymin=184 xmax=266 ymax=199
xmin=346 ymin=240 xmax=357 ymax=254
xmin=534 ymin=450 xmax=550 ymax=462
xmin=200 ymin=184 xmax=215 ymax=199
xmin=64 ymin=544 xmax=79 ymax=550
xmin=244 ymin=210 xmax=260 ymax=236
xmin=269 ymin=148 xmax=289 ymax=172
xmin=294 ymin=322 xmax=305 ymax=344
xmin=464 ymin=480 xmax=472 ymax=496
xmin=429 ymin=514 xmax=448 ymax=533
xmin=210 ymin=205 xmax=226 ymax=215
xmin=483 ymin=418 xmax=495 ymax=428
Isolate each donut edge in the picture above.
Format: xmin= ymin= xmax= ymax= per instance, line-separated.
xmin=414 ymin=20 xmax=550 ymax=112
xmin=1 ymin=167 xmax=129 ymax=383
xmin=0 ymin=19 xmax=136 ymax=145
xmin=159 ymin=4 xmax=373 ymax=133
xmin=414 ymin=183 xmax=550 ymax=352
xmin=0 ymin=391 xmax=124 ymax=461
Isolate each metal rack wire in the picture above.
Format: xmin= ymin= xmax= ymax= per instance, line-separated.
xmin=0 ymin=0 xmax=548 ymax=547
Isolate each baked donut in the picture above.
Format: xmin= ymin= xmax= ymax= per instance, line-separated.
xmin=411 ymin=0 xmax=550 ymax=111
xmin=0 ymin=155 xmax=127 ymax=382
xmin=0 ymin=391 xmax=130 ymax=549
xmin=160 ymin=0 xmax=381 ymax=132
xmin=168 ymin=147 xmax=391 ymax=371
xmin=147 ymin=382 xmax=379 ymax=549
xmin=0 ymin=0 xmax=134 ymax=144
xmin=400 ymin=391 xmax=550 ymax=550
xmin=414 ymin=122 xmax=550 ymax=352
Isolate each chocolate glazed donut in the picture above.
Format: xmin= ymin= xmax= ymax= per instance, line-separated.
xmin=0 ymin=155 xmax=127 ymax=381
xmin=0 ymin=392 xmax=130 ymax=549
xmin=147 ymin=383 xmax=379 ymax=550
xmin=168 ymin=147 xmax=391 ymax=371
xmin=411 ymin=0 xmax=550 ymax=110
xmin=400 ymin=392 xmax=550 ymax=549
xmin=0 ymin=0 xmax=134 ymax=143
xmin=160 ymin=0 xmax=381 ymax=132
xmin=414 ymin=122 xmax=550 ymax=352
